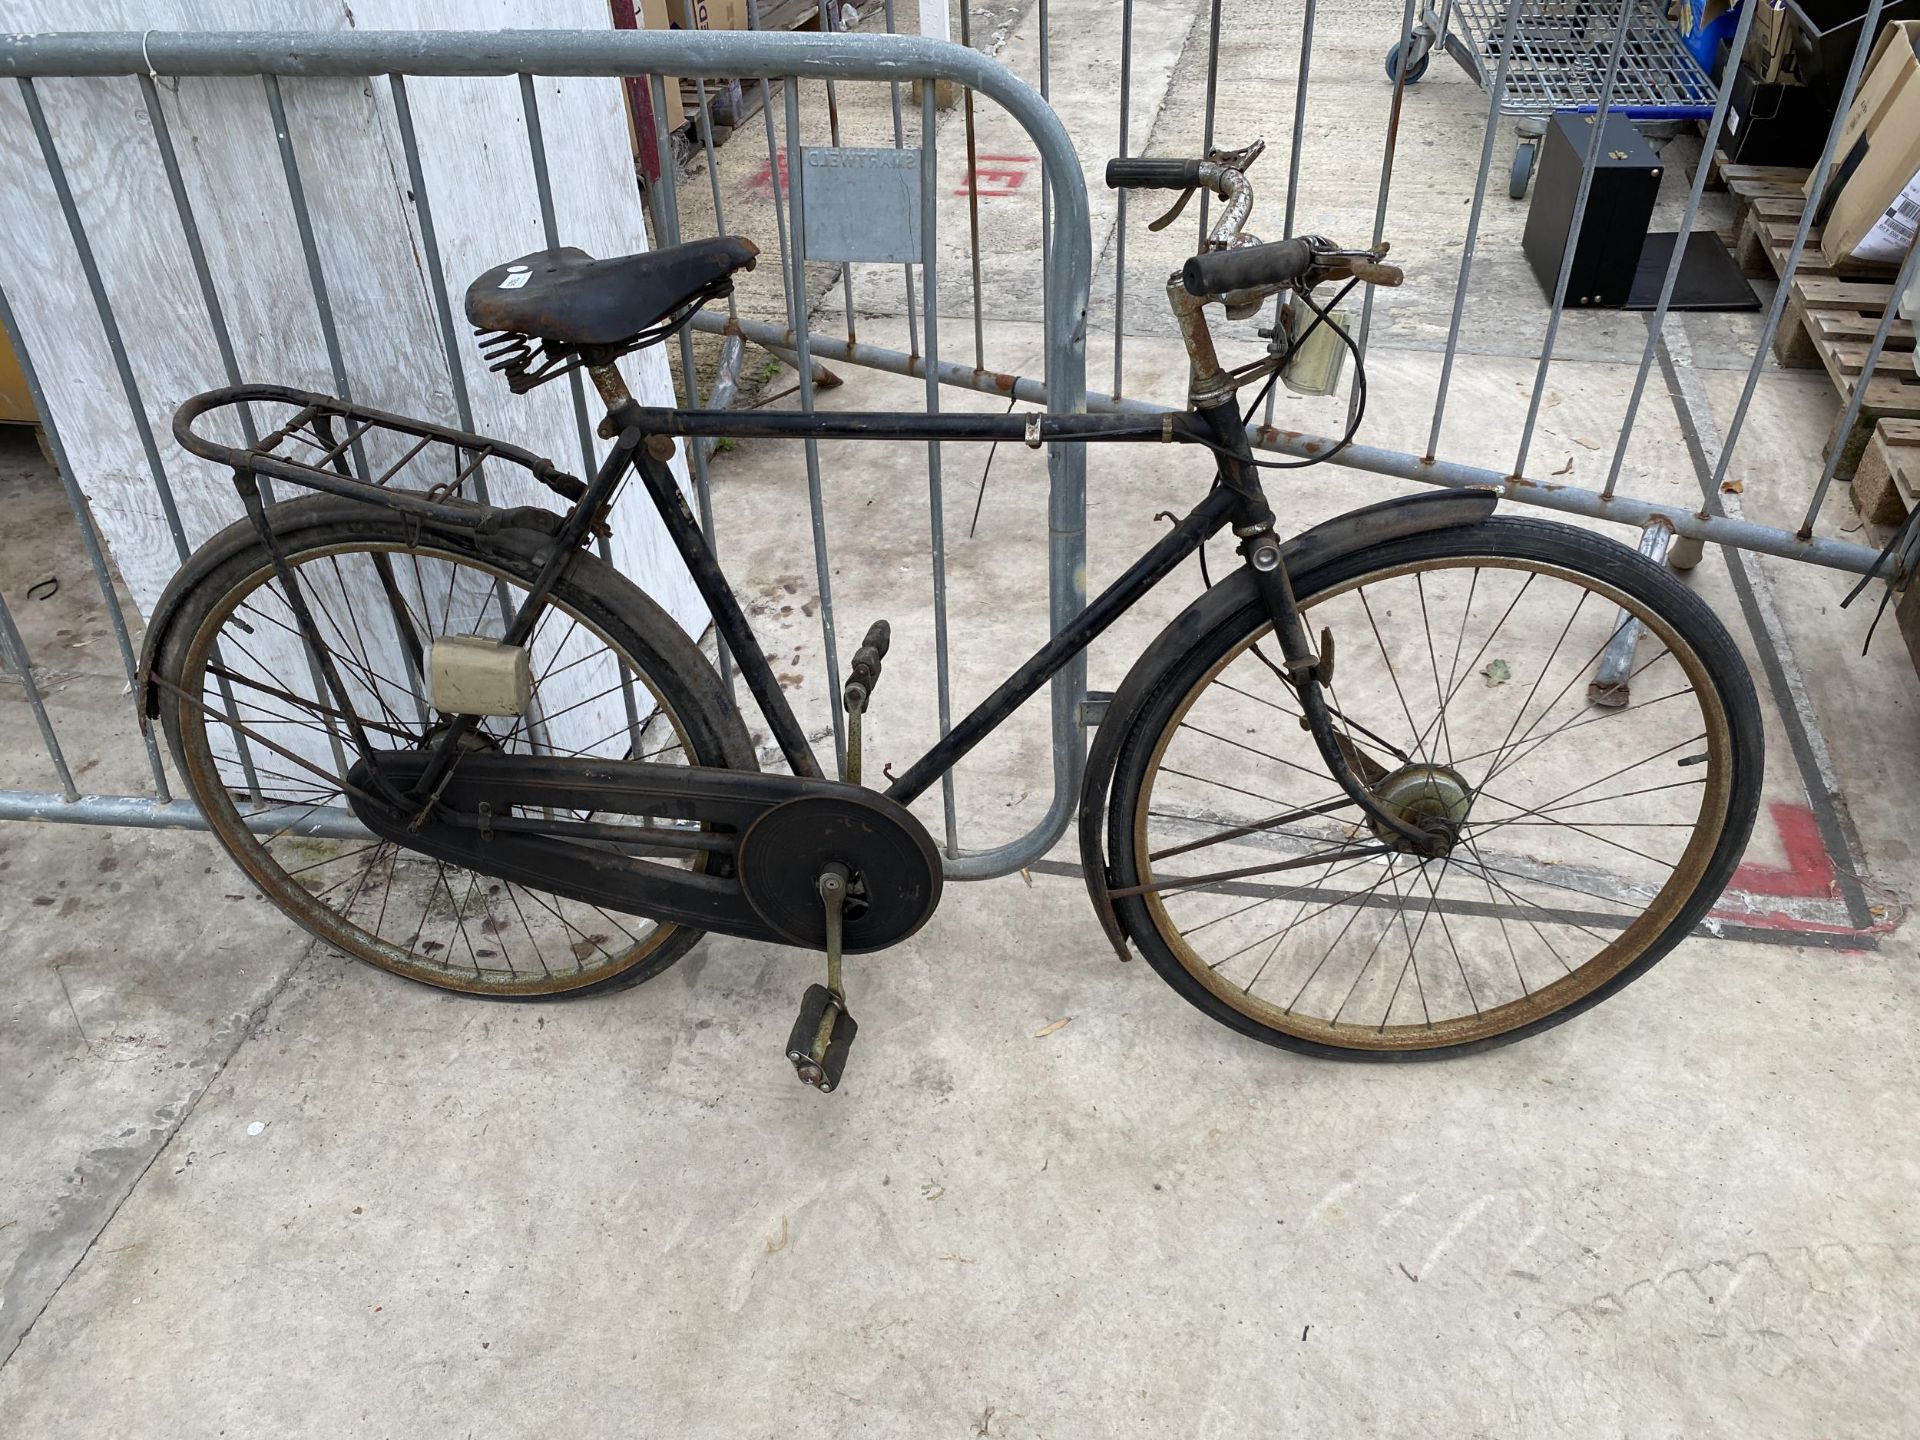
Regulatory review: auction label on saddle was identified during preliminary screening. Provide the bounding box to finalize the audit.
[798,147,924,264]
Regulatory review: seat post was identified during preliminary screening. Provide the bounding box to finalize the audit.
[586,360,634,439]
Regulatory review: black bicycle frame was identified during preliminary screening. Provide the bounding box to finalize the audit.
[377,386,1428,855]
[627,394,1436,853]
[606,400,1246,805]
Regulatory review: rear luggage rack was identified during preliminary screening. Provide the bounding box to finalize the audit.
[173,383,588,529]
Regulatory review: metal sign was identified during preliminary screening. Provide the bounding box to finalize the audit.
[799,147,923,263]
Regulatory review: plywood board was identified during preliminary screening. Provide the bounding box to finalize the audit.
[0,1,709,771]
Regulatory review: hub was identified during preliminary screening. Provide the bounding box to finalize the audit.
[1367,762,1474,855]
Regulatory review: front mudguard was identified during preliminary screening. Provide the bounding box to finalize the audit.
[1076,487,1500,959]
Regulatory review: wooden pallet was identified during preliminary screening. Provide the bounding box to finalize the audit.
[1852,418,1920,526]
[1719,158,1920,481]
[671,3,821,147]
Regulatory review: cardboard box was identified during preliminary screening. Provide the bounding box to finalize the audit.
[635,0,749,130]
[0,333,34,427]
[1744,0,1796,85]
[635,0,682,129]
[1810,20,1920,264]
[641,0,747,36]
[1781,1,1920,105]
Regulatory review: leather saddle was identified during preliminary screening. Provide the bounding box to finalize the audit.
[465,237,759,349]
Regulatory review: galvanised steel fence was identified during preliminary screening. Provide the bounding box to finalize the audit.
[0,2,1902,881]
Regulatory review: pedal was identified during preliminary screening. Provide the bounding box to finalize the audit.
[786,982,857,1092]
[842,620,889,787]
[788,861,855,1093]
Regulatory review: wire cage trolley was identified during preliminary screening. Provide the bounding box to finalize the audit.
[1388,0,1718,197]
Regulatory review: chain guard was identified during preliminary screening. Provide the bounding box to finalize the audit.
[736,792,943,952]
[345,751,941,952]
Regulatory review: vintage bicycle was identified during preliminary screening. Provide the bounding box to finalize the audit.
[150,144,1762,1088]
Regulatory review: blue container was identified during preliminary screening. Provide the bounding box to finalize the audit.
[1678,0,1742,72]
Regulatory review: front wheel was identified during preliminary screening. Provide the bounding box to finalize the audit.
[1106,517,1763,1059]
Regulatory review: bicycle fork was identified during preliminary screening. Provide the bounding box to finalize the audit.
[1193,400,1448,859]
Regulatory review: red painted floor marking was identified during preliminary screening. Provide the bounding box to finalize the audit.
[1704,798,1893,939]
[1728,801,1837,901]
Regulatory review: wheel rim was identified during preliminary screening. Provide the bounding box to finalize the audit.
[171,541,711,996]
[1129,554,1736,1051]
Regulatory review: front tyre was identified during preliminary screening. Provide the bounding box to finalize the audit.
[1106,517,1763,1059]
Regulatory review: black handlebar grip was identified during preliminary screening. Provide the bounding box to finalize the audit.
[1181,238,1316,297]
[1105,157,1206,190]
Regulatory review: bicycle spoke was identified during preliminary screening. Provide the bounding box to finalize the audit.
[1242,852,1350,997]
[1475,587,1594,790]
[166,537,716,997]
[1176,719,1349,786]
[1414,571,1453,767]
[1357,586,1431,766]
[1203,851,1400,970]
[1214,676,1410,767]
[1119,843,1392,899]
[1329,861,1404,1026]
[1147,792,1355,861]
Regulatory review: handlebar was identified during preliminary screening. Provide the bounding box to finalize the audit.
[1181,238,1315,298]
[1106,155,1253,250]
[1109,144,1404,299]
[1182,241,1405,298]
[1104,157,1206,190]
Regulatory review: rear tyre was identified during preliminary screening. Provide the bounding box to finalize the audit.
[153,499,754,998]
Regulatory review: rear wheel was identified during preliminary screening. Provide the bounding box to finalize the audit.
[154,502,753,998]
[1107,518,1763,1059]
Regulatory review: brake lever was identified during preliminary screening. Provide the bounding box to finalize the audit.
[1350,258,1404,287]
[1146,187,1197,233]
[1298,238,1404,291]
[1148,138,1267,235]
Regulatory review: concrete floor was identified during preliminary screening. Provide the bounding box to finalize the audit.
[4,1,1920,1435]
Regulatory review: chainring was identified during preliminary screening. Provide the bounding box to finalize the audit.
[735,791,943,952]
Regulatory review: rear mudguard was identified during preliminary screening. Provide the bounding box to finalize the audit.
[136,492,570,726]
[1077,487,1500,960]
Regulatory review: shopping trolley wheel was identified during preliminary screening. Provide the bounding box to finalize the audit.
[1384,38,1430,85]
[1509,141,1537,200]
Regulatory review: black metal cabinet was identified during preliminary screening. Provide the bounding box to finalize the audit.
[1522,112,1663,309]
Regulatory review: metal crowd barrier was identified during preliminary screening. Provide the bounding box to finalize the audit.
[679,0,1899,577]
[0,3,1907,878]
[0,23,1089,879]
